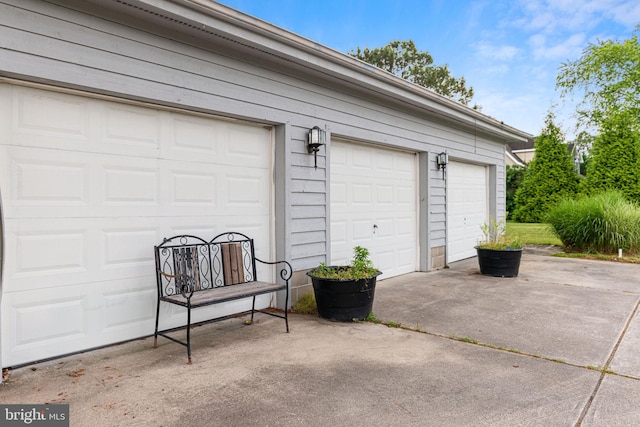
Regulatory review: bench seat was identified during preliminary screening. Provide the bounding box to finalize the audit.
[161,281,287,307]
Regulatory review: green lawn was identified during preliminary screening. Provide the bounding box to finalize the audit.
[506,221,562,246]
[507,221,640,264]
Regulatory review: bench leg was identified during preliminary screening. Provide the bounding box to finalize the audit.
[249,295,256,325]
[285,285,290,333]
[154,297,161,348]
[186,303,192,365]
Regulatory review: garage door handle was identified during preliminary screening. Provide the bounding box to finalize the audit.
[373,224,378,234]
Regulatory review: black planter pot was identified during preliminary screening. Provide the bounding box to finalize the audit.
[307,269,381,322]
[476,247,523,277]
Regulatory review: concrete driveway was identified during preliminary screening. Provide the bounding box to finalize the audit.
[1,249,639,426]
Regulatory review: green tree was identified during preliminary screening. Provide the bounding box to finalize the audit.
[506,164,527,219]
[349,40,474,105]
[512,113,580,223]
[557,30,640,130]
[582,111,640,202]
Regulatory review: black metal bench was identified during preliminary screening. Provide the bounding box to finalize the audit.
[153,232,291,364]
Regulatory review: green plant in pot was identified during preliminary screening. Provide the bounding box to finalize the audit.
[307,246,382,322]
[475,216,523,277]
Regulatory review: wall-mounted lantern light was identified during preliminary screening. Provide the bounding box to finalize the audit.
[307,126,326,169]
[436,152,448,179]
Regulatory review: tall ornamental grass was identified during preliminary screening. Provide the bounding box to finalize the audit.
[546,191,640,254]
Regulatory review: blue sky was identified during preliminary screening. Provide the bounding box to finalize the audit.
[217,0,640,139]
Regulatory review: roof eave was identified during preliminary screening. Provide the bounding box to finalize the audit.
[137,0,531,142]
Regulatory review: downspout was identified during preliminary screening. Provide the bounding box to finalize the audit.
[443,154,448,267]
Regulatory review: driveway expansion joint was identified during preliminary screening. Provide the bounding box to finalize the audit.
[574,296,640,426]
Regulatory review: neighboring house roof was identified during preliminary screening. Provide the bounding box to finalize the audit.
[509,137,535,152]
[507,137,582,168]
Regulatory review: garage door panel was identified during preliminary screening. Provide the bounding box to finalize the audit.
[226,125,271,165]
[12,87,91,142]
[397,247,415,266]
[3,217,164,293]
[104,287,157,330]
[352,147,373,169]
[165,160,219,210]
[3,146,167,219]
[6,223,89,289]
[103,104,161,149]
[447,161,488,262]
[166,116,270,168]
[165,163,271,216]
[377,250,395,271]
[9,294,87,348]
[102,227,158,270]
[376,219,394,238]
[170,114,220,158]
[376,185,394,205]
[102,164,159,206]
[375,153,394,171]
[330,143,347,166]
[397,217,415,237]
[353,219,374,241]
[169,169,217,207]
[5,86,162,158]
[3,146,90,215]
[226,172,267,207]
[352,183,372,204]
[331,140,417,279]
[1,84,273,366]
[396,154,415,171]
[2,277,158,364]
[330,182,346,205]
[330,220,347,243]
[397,185,414,204]
[14,158,87,204]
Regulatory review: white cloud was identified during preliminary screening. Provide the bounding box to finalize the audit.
[529,33,587,61]
[610,1,640,27]
[474,89,546,135]
[474,42,521,61]
[485,64,511,74]
[514,0,639,33]
[477,87,580,138]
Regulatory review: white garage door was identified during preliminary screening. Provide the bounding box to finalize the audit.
[330,140,417,279]
[447,161,488,262]
[0,84,273,366]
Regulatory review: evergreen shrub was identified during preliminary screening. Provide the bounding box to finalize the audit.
[512,113,579,223]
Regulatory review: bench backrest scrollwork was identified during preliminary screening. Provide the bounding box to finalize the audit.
[154,232,259,299]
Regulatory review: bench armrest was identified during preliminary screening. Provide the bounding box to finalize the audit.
[255,258,293,282]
